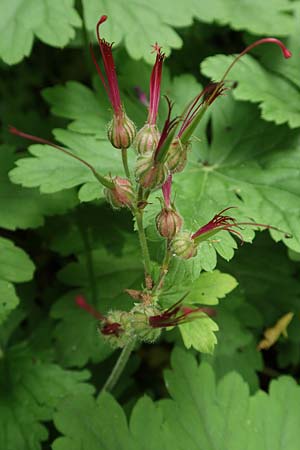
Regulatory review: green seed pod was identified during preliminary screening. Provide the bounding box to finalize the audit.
[99,310,132,348]
[172,231,198,259]
[104,176,135,209]
[107,112,136,149]
[129,304,162,342]
[134,124,160,154]
[156,207,183,239]
[166,137,190,173]
[135,152,169,190]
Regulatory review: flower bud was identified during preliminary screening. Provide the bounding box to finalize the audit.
[134,124,160,154]
[135,152,169,190]
[156,207,183,239]
[107,112,136,149]
[172,231,198,259]
[129,304,162,342]
[104,176,135,209]
[166,137,190,173]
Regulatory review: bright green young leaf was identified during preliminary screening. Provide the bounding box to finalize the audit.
[0,0,81,65]
[0,343,93,450]
[184,270,238,305]
[201,54,300,128]
[179,316,219,353]
[0,146,77,230]
[0,237,35,324]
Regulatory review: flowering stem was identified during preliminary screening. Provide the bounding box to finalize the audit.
[153,240,172,294]
[101,339,136,393]
[135,210,152,278]
[121,148,131,180]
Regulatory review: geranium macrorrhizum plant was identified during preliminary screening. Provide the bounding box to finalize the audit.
[9,15,292,392]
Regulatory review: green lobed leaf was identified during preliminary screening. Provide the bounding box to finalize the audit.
[9,129,135,198]
[82,0,295,63]
[0,146,78,230]
[172,94,300,276]
[0,343,93,450]
[0,0,81,65]
[0,237,35,324]
[201,54,300,128]
[179,316,219,353]
[184,270,238,305]
[52,347,300,449]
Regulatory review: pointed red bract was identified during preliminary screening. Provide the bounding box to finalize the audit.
[149,299,214,328]
[162,174,172,208]
[191,207,292,242]
[147,44,165,125]
[90,15,122,116]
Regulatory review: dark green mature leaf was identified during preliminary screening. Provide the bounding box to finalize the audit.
[219,234,300,367]
[203,292,263,391]
[0,0,81,65]
[0,146,77,230]
[82,0,295,63]
[0,343,93,450]
[201,54,300,128]
[0,237,35,324]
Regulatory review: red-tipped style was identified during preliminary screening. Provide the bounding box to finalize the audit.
[90,15,136,149]
[134,45,165,154]
[148,43,165,126]
[191,207,292,243]
[149,298,215,328]
[75,295,122,337]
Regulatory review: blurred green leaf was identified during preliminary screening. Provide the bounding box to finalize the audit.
[0,0,81,65]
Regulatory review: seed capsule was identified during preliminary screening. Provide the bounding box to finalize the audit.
[104,176,135,209]
[156,208,183,239]
[172,231,198,259]
[135,152,169,190]
[107,112,136,149]
[134,124,160,154]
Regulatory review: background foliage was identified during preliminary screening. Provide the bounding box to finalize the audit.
[1,0,300,448]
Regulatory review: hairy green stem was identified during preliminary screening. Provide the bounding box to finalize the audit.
[101,339,136,393]
[153,240,172,294]
[135,210,152,277]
